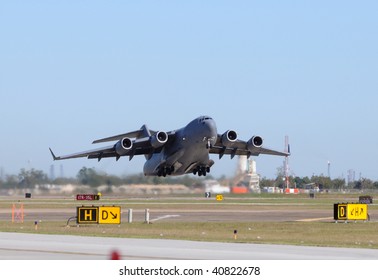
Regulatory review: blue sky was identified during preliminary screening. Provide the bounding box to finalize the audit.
[1,1,377,180]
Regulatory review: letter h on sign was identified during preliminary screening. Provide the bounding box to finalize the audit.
[77,207,99,224]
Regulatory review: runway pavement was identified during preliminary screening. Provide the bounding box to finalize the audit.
[0,206,339,222]
[1,232,378,260]
[1,197,378,260]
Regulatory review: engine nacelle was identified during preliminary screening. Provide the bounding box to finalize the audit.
[115,137,133,155]
[247,136,263,152]
[221,130,238,147]
[150,131,168,148]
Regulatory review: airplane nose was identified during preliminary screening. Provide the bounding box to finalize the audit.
[202,119,217,140]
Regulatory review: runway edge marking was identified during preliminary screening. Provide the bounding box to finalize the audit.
[295,217,334,222]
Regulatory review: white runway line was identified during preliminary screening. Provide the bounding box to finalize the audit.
[150,215,181,222]
[295,216,334,222]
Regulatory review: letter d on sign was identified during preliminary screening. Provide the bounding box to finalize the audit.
[102,211,108,220]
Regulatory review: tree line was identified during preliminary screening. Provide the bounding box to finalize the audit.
[1,167,378,190]
[260,175,378,191]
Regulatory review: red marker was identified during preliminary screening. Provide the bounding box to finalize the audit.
[110,250,121,260]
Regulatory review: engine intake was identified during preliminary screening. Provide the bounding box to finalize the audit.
[115,137,133,155]
[150,131,168,148]
[221,130,238,147]
[247,136,263,152]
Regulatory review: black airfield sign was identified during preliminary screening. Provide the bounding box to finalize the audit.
[77,207,99,224]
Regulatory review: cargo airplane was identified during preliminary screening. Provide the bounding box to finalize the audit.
[49,116,289,177]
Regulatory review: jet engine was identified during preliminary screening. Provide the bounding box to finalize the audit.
[247,136,263,152]
[221,130,238,147]
[115,137,133,155]
[150,131,168,148]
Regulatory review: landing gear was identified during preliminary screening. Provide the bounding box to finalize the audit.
[157,166,174,177]
[193,166,211,177]
[206,139,212,149]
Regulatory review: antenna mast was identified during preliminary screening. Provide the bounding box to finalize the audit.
[328,161,331,178]
[284,136,290,189]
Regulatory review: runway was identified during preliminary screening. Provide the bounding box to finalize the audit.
[0,205,340,222]
[1,232,378,260]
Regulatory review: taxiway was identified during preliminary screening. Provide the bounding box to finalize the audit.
[1,232,378,260]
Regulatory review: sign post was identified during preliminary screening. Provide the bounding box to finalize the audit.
[128,209,133,224]
[145,209,150,224]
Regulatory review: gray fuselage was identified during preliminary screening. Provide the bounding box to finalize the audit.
[143,116,217,176]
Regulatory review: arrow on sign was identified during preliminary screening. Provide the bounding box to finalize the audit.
[102,211,118,219]
[99,206,121,224]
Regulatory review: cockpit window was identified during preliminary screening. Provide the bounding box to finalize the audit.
[198,116,213,123]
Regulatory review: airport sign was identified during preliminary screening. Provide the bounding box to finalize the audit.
[77,206,99,224]
[99,206,121,224]
[76,194,100,201]
[77,206,121,224]
[347,204,368,220]
[334,203,368,221]
[336,204,347,220]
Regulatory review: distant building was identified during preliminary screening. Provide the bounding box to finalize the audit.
[347,169,355,185]
[233,156,260,193]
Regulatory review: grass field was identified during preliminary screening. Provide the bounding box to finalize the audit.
[1,192,377,249]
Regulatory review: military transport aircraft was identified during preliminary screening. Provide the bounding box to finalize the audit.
[49,116,289,177]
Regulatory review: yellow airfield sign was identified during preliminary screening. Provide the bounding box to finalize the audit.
[347,204,367,220]
[334,203,368,221]
[99,206,121,224]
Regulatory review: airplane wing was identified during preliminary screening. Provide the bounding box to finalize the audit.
[209,134,289,159]
[49,146,117,160]
[50,128,176,162]
[92,125,156,144]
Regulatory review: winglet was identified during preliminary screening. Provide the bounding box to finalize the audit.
[49,148,58,160]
